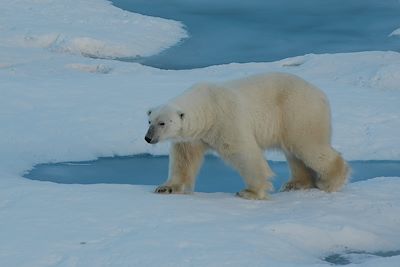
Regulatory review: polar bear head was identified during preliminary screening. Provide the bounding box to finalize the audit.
[145,105,185,144]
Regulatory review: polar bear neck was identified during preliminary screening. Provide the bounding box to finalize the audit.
[171,84,217,140]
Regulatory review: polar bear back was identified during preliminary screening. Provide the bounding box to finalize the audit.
[171,72,331,149]
[223,72,331,148]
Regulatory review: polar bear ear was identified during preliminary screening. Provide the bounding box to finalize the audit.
[147,109,152,116]
[178,111,185,120]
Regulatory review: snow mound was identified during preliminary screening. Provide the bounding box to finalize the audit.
[280,55,311,67]
[0,0,187,59]
[389,28,400,37]
[371,64,400,90]
[66,63,113,74]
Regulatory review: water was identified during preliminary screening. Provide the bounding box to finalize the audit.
[112,0,400,69]
[323,250,400,265]
[24,155,400,193]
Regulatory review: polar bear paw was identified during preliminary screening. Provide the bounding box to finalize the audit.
[280,180,315,191]
[236,189,268,200]
[154,184,184,194]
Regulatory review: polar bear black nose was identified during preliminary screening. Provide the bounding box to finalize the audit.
[145,125,156,144]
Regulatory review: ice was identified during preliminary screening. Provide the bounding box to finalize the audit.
[0,0,399,266]
[389,28,400,37]
[0,174,399,266]
[66,63,113,74]
[112,0,400,69]
[0,0,187,59]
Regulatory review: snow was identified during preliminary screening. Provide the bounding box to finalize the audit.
[0,0,187,59]
[389,28,400,37]
[1,175,400,266]
[0,0,399,266]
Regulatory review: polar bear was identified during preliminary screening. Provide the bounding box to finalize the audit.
[145,72,348,200]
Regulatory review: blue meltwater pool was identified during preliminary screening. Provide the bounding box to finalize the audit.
[24,155,400,193]
[111,0,400,69]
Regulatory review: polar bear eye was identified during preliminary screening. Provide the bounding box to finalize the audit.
[158,122,165,126]
[148,121,151,125]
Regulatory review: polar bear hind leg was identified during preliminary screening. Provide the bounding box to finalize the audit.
[281,153,318,191]
[293,144,349,192]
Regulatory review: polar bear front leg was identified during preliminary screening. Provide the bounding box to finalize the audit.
[155,141,207,194]
[222,149,274,200]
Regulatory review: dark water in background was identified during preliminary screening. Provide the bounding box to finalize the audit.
[24,155,400,193]
[112,0,400,69]
[323,250,400,265]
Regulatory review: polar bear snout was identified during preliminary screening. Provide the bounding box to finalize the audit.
[144,136,154,144]
[145,125,158,144]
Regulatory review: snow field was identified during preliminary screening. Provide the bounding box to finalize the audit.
[0,0,399,266]
[0,0,187,59]
[0,174,399,266]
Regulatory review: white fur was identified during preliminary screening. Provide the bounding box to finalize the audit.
[147,72,349,200]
